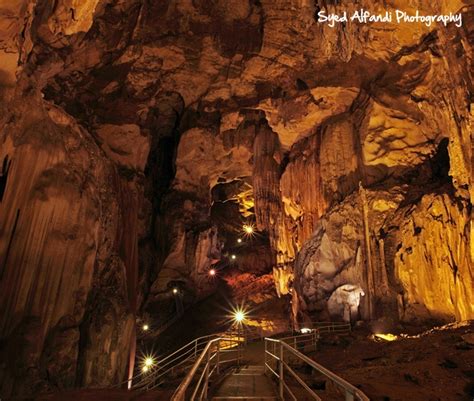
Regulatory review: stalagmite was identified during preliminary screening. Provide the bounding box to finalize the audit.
[359,182,375,320]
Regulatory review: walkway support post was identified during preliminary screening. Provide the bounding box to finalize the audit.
[279,344,284,399]
[203,349,210,400]
[264,340,267,375]
[216,340,220,375]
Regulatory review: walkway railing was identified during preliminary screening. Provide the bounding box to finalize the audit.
[132,333,225,390]
[309,321,352,334]
[279,331,320,353]
[125,319,288,391]
[265,335,369,401]
[171,336,243,401]
[125,320,353,396]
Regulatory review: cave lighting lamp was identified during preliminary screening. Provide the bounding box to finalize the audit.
[172,288,179,294]
[142,366,149,373]
[237,238,242,243]
[231,254,237,260]
[234,310,246,323]
[374,333,398,342]
[243,224,255,235]
[142,324,149,331]
[144,357,154,367]
[300,327,312,334]
[209,268,216,276]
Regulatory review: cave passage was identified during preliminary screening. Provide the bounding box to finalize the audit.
[0,1,473,401]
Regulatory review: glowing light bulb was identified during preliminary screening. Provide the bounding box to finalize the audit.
[142,366,149,373]
[234,310,245,323]
[142,324,149,331]
[231,254,236,260]
[209,269,216,276]
[237,238,242,243]
[144,357,154,367]
[173,288,178,295]
[243,224,254,235]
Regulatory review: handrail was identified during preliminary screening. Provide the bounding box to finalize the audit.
[279,331,320,352]
[132,333,224,390]
[311,321,351,334]
[171,336,243,401]
[122,319,297,391]
[265,335,369,401]
[299,321,351,334]
[127,323,269,391]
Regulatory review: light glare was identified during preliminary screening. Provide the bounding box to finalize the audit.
[374,333,398,342]
[144,357,154,367]
[243,224,254,235]
[142,324,149,331]
[234,310,245,323]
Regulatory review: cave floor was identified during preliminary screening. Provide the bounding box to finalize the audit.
[34,388,175,401]
[306,321,474,401]
[30,321,473,401]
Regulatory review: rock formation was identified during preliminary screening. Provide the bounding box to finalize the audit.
[0,0,472,397]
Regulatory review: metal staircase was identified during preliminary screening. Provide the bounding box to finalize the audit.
[211,365,278,401]
[171,335,244,401]
[265,335,369,401]
[169,322,369,401]
[133,333,241,391]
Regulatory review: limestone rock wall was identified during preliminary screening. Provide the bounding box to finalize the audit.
[0,96,141,395]
[393,193,473,321]
[294,184,473,322]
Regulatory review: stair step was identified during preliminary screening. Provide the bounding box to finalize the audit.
[234,366,265,372]
[211,397,278,400]
[212,369,277,400]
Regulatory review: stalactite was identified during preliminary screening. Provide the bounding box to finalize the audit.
[378,237,390,296]
[359,182,375,320]
[252,118,282,241]
[280,132,326,256]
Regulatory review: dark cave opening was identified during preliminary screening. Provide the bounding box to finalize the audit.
[0,155,11,202]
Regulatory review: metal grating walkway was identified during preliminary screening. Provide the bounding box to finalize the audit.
[211,365,277,401]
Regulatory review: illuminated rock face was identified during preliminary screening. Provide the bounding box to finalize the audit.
[0,0,473,396]
[394,193,473,321]
[294,184,474,322]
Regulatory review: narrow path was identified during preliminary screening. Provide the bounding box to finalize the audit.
[242,341,266,366]
[211,365,277,401]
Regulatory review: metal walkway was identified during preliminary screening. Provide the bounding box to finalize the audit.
[169,322,369,401]
[211,365,278,401]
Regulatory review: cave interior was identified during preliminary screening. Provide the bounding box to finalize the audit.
[0,1,473,400]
